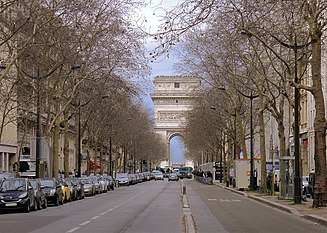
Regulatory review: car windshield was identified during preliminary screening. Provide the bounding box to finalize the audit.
[117,173,128,179]
[0,179,26,191]
[79,178,92,184]
[39,179,55,187]
[29,180,38,189]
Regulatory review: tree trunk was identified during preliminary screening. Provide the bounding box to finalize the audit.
[310,30,327,208]
[52,122,60,179]
[259,93,267,193]
[278,119,287,199]
[75,111,79,173]
[237,109,248,159]
[64,111,69,177]
[100,143,103,174]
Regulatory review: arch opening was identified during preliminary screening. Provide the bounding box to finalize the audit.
[169,133,185,165]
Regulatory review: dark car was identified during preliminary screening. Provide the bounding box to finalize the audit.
[71,178,85,199]
[29,179,47,210]
[168,172,179,181]
[64,178,78,201]
[0,178,36,212]
[39,178,63,206]
[103,175,115,191]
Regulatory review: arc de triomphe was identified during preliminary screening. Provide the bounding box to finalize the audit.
[150,75,200,165]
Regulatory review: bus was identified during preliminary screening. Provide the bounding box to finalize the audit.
[178,167,193,179]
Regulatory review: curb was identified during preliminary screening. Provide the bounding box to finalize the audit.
[216,183,327,227]
[181,183,197,233]
[303,214,327,227]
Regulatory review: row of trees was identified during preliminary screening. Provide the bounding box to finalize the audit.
[0,1,165,178]
[151,0,326,207]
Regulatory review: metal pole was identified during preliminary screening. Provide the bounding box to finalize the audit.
[250,91,255,190]
[220,147,223,183]
[293,41,301,204]
[234,113,237,160]
[77,103,81,177]
[123,146,126,173]
[109,136,112,176]
[36,70,41,178]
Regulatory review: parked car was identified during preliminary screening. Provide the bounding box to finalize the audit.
[71,178,85,199]
[58,179,71,203]
[29,179,47,210]
[154,172,164,181]
[103,175,114,190]
[79,177,95,196]
[39,178,63,206]
[116,173,130,186]
[168,172,179,181]
[96,176,108,193]
[89,176,101,194]
[64,178,78,201]
[129,174,137,185]
[0,178,36,212]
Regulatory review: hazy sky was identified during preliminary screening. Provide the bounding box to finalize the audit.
[138,1,186,163]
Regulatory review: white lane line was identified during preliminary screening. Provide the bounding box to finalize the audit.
[107,208,114,211]
[66,227,80,233]
[100,211,107,216]
[208,199,217,201]
[80,221,91,226]
[91,215,100,220]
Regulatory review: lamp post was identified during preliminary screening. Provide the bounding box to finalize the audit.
[293,40,301,204]
[237,89,258,190]
[249,91,256,190]
[240,29,305,203]
[36,69,41,178]
[77,102,81,177]
[109,135,112,176]
[71,64,81,177]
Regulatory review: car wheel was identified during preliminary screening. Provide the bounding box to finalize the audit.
[42,198,48,209]
[54,196,60,206]
[25,200,31,213]
[37,199,42,210]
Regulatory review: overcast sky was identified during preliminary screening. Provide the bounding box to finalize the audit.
[138,1,186,164]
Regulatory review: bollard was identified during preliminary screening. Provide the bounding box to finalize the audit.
[182,185,186,195]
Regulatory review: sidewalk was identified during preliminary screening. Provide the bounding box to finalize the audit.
[215,182,327,227]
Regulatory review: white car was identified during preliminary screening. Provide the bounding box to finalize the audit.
[154,172,164,181]
[116,173,130,186]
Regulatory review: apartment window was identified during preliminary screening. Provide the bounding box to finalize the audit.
[174,82,180,88]
[175,99,179,103]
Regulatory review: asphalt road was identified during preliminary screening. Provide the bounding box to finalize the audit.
[0,180,183,233]
[3,179,326,233]
[184,180,327,233]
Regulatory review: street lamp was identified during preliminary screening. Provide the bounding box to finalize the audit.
[36,69,41,178]
[237,89,258,190]
[240,28,304,203]
[71,64,81,177]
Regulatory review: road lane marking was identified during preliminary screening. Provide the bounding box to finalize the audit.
[66,227,80,233]
[219,199,241,202]
[69,189,148,233]
[208,199,217,201]
[80,221,91,226]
